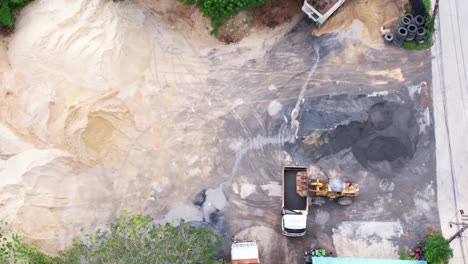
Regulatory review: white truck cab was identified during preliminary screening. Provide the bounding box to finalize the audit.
[282,212,307,236]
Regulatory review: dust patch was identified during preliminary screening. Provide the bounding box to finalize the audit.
[332,221,403,258]
[408,82,432,134]
[162,205,204,223]
[240,183,258,199]
[403,181,437,222]
[315,210,330,227]
[267,100,282,116]
[368,69,404,81]
[378,179,396,192]
[260,182,282,197]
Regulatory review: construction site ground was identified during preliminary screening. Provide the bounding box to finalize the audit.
[222,19,436,262]
[0,0,445,263]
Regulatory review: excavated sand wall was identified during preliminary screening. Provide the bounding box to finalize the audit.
[0,0,221,253]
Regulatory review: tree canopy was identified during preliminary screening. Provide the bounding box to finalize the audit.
[0,211,223,264]
[0,0,33,29]
[178,0,270,34]
[59,210,223,264]
[424,234,454,264]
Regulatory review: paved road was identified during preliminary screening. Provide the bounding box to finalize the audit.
[432,0,468,263]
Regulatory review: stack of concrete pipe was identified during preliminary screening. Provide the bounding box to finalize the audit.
[385,14,426,47]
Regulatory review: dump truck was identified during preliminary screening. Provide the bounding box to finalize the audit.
[302,0,348,26]
[231,240,260,264]
[282,166,308,237]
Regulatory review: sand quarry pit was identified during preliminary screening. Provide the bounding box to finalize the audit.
[0,0,436,261]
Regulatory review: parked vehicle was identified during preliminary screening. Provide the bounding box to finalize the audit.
[282,166,309,237]
[231,239,260,264]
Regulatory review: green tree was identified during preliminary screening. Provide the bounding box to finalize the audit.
[0,211,223,263]
[178,0,270,35]
[59,210,223,264]
[0,221,57,264]
[0,0,34,29]
[424,234,454,264]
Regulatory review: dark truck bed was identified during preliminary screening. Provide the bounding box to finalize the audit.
[284,167,307,211]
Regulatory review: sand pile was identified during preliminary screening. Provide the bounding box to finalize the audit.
[0,0,223,253]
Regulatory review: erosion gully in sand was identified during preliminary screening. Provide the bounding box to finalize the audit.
[0,0,437,263]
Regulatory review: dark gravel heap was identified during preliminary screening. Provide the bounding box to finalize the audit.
[297,97,419,168]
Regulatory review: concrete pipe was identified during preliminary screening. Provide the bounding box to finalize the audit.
[384,32,394,45]
[406,24,417,41]
[400,17,411,28]
[413,15,425,27]
[393,27,408,47]
[415,27,426,44]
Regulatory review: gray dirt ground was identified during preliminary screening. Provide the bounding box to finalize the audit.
[199,20,437,263]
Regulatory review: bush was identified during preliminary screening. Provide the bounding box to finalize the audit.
[58,210,223,264]
[178,0,271,34]
[0,211,223,264]
[402,0,435,50]
[0,0,33,29]
[0,221,57,264]
[399,251,417,260]
[424,234,454,264]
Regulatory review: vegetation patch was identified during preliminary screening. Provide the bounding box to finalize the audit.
[403,0,435,50]
[0,211,223,264]
[399,251,417,260]
[178,0,271,35]
[0,220,58,264]
[0,0,34,30]
[424,234,454,264]
[399,233,454,264]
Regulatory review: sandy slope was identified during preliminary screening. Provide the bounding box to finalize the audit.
[0,0,218,253]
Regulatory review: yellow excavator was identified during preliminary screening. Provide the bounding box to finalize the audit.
[296,170,359,206]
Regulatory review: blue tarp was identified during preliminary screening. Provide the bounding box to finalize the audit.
[312,257,427,264]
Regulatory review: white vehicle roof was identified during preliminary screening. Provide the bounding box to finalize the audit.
[231,241,259,260]
[283,214,307,229]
